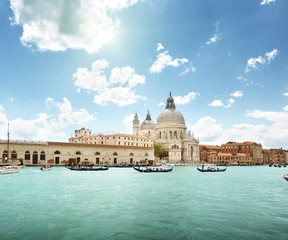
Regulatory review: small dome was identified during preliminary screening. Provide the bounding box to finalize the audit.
[140,120,156,130]
[140,110,156,130]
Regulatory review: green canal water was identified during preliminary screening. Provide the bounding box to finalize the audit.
[0,166,288,240]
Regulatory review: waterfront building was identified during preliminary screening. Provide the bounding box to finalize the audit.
[133,92,200,164]
[0,138,154,166]
[199,145,221,162]
[262,148,288,165]
[200,141,265,165]
[221,141,263,165]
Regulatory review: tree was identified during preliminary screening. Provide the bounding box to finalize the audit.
[154,142,168,159]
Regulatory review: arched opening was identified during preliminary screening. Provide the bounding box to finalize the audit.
[95,152,100,164]
[40,151,45,161]
[11,150,17,159]
[33,151,38,165]
[113,152,118,164]
[171,144,179,149]
[54,150,60,164]
[25,151,30,161]
[174,131,177,139]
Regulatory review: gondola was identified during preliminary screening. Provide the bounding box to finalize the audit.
[133,165,173,173]
[197,167,226,172]
[197,164,227,172]
[67,165,109,171]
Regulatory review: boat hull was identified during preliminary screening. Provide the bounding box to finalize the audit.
[197,167,226,172]
[133,166,173,173]
[68,166,109,171]
[0,166,20,175]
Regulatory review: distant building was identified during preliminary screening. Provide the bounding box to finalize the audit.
[262,148,288,165]
[200,141,265,165]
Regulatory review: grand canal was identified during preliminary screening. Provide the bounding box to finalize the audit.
[1,166,288,240]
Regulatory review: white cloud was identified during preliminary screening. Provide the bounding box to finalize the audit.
[283,105,288,111]
[45,97,55,107]
[224,98,235,109]
[206,21,221,45]
[209,100,223,107]
[245,49,278,73]
[156,43,164,52]
[173,92,199,105]
[74,59,109,92]
[74,60,146,106]
[260,0,276,5]
[230,91,243,98]
[150,43,189,74]
[283,93,288,96]
[93,87,146,106]
[57,97,95,125]
[10,0,138,53]
[180,64,197,75]
[109,66,145,87]
[0,98,95,141]
[188,116,223,142]
[265,49,278,62]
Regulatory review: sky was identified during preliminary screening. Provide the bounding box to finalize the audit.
[0,0,288,149]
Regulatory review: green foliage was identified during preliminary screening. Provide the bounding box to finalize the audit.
[154,142,168,159]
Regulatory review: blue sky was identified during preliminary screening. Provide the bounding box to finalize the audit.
[1,0,288,149]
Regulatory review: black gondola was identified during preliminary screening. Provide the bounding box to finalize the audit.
[197,165,227,172]
[133,166,173,173]
[66,165,109,171]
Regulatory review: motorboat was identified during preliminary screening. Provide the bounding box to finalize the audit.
[197,164,226,172]
[283,174,288,182]
[0,165,20,175]
[40,165,52,171]
[133,164,173,173]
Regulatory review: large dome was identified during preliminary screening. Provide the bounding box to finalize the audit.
[157,93,185,124]
[157,109,185,124]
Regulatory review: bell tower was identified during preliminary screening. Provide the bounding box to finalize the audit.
[133,113,140,135]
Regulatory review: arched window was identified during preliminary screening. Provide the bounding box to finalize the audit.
[76,151,81,155]
[171,145,179,149]
[40,151,45,161]
[169,131,172,139]
[113,152,118,156]
[129,153,134,156]
[25,151,30,160]
[174,131,177,139]
[54,151,60,154]
[159,131,162,139]
[11,150,17,159]
[95,152,100,155]
[145,153,148,157]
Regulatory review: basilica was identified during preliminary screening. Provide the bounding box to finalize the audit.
[133,92,200,164]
